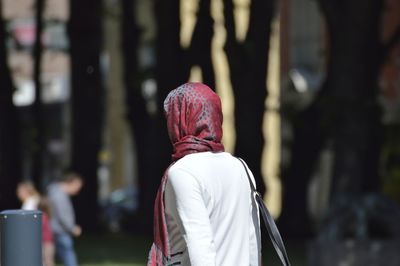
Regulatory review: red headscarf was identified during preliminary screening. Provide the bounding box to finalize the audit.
[148,82,225,265]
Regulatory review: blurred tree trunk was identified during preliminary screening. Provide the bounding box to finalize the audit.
[153,0,187,196]
[223,0,275,197]
[319,0,384,197]
[32,0,45,187]
[69,0,104,231]
[280,0,399,237]
[155,0,188,98]
[279,101,326,237]
[0,1,21,210]
[121,0,156,233]
[187,0,215,88]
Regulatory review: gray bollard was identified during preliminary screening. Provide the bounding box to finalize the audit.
[0,210,42,266]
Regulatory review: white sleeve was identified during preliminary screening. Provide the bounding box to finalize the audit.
[165,167,217,266]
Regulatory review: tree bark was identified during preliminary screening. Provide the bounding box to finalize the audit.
[223,0,275,197]
[68,0,104,231]
[0,1,22,210]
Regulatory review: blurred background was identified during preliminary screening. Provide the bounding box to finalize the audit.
[1,0,400,265]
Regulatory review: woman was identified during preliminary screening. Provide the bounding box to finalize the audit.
[148,82,261,266]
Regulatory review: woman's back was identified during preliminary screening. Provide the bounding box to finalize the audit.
[165,152,261,266]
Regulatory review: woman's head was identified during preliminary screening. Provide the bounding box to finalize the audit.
[16,181,39,202]
[164,82,224,160]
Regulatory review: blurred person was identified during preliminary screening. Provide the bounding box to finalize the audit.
[47,172,83,266]
[39,197,55,266]
[148,83,261,266]
[16,180,40,210]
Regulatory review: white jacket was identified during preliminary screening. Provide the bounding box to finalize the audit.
[164,152,261,266]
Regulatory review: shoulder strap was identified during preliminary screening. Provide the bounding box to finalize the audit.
[237,157,292,266]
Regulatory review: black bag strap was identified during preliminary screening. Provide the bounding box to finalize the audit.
[237,157,292,266]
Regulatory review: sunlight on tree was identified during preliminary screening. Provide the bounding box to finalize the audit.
[181,0,282,217]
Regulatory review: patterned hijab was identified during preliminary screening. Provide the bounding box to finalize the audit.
[148,82,225,265]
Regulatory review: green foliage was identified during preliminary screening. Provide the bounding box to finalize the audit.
[55,234,306,266]
[58,234,151,266]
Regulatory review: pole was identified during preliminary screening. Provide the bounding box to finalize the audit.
[0,210,42,266]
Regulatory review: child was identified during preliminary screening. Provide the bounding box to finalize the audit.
[16,181,40,210]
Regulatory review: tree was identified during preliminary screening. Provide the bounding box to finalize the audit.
[280,0,400,237]
[154,0,188,99]
[223,0,276,197]
[121,0,159,233]
[0,1,22,210]
[68,0,104,231]
[31,0,45,187]
[187,0,215,89]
